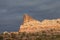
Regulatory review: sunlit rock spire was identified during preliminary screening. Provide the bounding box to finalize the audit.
[23,14,33,23]
[19,14,41,33]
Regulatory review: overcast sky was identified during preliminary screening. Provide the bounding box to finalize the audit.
[0,0,60,32]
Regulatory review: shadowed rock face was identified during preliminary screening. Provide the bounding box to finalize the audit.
[19,14,60,33]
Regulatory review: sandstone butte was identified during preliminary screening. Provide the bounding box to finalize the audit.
[19,14,60,33]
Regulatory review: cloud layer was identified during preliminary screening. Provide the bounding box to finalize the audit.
[0,0,60,32]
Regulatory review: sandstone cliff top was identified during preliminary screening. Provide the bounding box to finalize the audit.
[19,14,60,33]
[23,14,60,25]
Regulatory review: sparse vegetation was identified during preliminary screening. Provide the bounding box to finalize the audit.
[0,35,3,40]
[0,31,60,40]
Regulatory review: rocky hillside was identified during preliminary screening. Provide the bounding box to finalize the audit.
[19,14,60,33]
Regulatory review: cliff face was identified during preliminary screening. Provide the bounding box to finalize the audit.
[19,14,60,33]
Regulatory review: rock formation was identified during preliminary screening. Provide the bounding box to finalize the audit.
[19,14,60,33]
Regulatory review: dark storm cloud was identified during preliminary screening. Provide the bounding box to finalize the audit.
[0,0,60,32]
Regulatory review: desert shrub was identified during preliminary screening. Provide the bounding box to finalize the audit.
[0,35,3,40]
[55,35,60,38]
[11,33,16,38]
[6,38,12,40]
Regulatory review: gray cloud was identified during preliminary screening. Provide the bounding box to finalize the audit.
[0,0,60,32]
